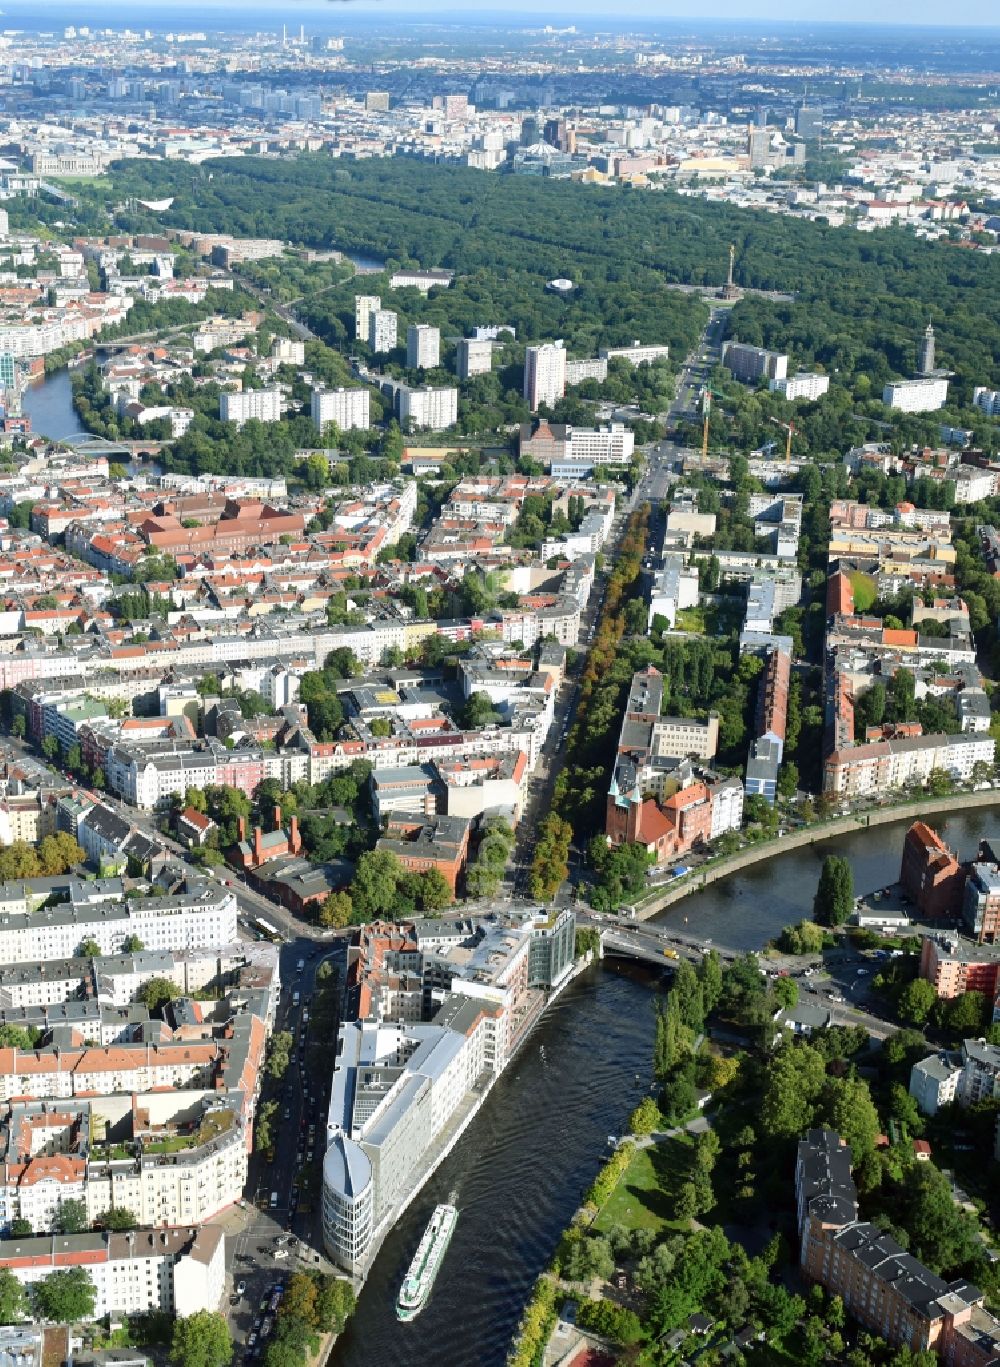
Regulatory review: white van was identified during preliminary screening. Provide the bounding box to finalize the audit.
[292,991,300,1007]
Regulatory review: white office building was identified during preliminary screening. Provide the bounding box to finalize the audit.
[219,388,282,427]
[406,324,440,370]
[524,342,567,411]
[311,386,371,433]
[369,310,398,354]
[882,377,949,413]
[322,910,575,1276]
[549,424,635,477]
[399,385,458,430]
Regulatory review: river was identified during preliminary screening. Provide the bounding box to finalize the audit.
[330,805,1000,1367]
[21,367,84,442]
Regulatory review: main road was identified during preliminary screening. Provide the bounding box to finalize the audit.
[508,304,730,895]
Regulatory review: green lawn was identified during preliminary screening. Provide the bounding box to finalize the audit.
[56,174,109,187]
[674,607,706,634]
[593,1136,693,1236]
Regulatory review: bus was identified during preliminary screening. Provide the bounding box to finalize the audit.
[254,917,283,943]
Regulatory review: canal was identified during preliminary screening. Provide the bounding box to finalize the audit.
[21,367,84,441]
[330,805,1000,1367]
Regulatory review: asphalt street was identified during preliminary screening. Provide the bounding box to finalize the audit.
[223,935,347,1364]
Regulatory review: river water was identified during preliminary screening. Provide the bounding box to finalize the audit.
[21,367,84,442]
[330,805,1000,1367]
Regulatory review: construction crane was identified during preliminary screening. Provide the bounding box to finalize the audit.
[769,415,795,464]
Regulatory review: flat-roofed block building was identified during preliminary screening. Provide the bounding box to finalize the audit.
[456,338,493,380]
[523,343,566,411]
[406,324,440,370]
[722,341,788,384]
[883,377,949,412]
[354,295,380,341]
[311,386,371,433]
[322,908,575,1275]
[368,309,398,354]
[220,388,282,428]
[919,932,1000,1001]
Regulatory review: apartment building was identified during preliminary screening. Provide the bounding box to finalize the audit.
[598,342,670,366]
[919,932,1000,1002]
[398,385,458,431]
[523,342,567,411]
[648,554,699,630]
[910,1039,1000,1116]
[311,386,371,433]
[962,850,1000,944]
[406,324,440,370]
[368,309,398,354]
[0,1020,266,1104]
[354,295,380,341]
[272,337,305,365]
[1,1096,248,1234]
[0,1225,225,1321]
[909,1052,963,1116]
[435,752,528,824]
[796,1128,1000,1364]
[219,388,282,427]
[744,645,791,805]
[722,341,789,384]
[770,372,830,401]
[565,357,608,385]
[0,878,237,963]
[824,732,994,798]
[972,387,1000,419]
[456,338,493,380]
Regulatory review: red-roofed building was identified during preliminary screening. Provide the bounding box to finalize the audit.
[177,806,216,848]
[900,821,965,918]
[827,569,855,617]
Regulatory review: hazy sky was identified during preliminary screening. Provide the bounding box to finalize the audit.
[28,0,1000,23]
[206,0,1000,21]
